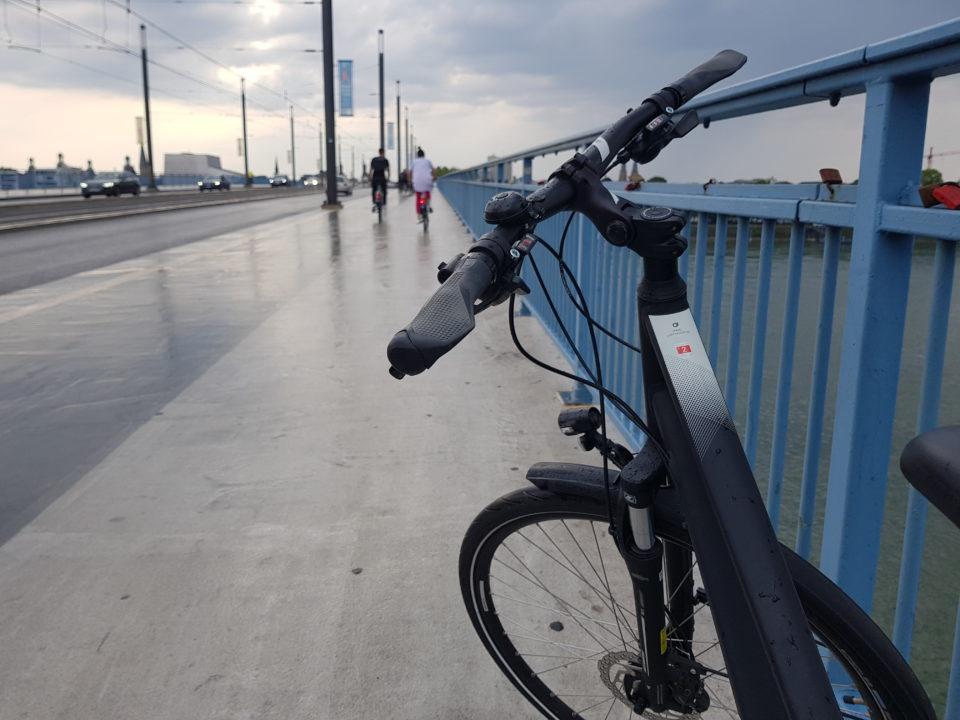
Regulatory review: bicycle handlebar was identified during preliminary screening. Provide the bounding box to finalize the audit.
[664,49,747,106]
[387,49,746,378]
[387,254,495,377]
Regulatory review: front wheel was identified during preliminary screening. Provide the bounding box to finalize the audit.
[459,487,934,719]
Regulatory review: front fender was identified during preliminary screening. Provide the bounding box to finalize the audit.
[525,461,685,527]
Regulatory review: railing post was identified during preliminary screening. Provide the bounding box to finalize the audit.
[522,156,533,185]
[818,77,930,611]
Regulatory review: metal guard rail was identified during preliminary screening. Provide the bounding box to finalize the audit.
[438,18,960,717]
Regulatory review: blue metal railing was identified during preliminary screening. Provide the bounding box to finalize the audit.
[439,19,960,717]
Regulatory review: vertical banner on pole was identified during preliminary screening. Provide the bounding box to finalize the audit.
[338,60,353,117]
[387,122,394,150]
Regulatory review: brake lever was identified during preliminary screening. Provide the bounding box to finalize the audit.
[616,110,700,166]
[476,233,536,310]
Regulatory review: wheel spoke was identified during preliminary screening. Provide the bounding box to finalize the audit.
[495,546,617,653]
[466,502,903,720]
[520,522,638,632]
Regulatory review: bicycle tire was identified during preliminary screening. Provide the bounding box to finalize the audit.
[422,205,429,231]
[459,486,934,720]
[378,202,382,224]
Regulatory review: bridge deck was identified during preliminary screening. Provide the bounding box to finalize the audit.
[0,193,585,719]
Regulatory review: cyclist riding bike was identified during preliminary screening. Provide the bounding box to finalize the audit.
[411,148,435,221]
[369,148,390,212]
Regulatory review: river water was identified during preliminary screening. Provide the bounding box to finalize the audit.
[686,231,959,712]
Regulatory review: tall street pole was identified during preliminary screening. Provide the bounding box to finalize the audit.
[405,105,409,170]
[396,80,401,174]
[321,0,339,207]
[241,77,250,186]
[378,29,385,152]
[289,105,297,182]
[140,24,157,190]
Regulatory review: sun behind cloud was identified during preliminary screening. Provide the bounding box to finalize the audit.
[216,65,280,86]
[249,0,282,23]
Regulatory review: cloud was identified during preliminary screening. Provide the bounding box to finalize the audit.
[1,0,959,177]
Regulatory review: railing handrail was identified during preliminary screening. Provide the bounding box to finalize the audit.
[449,18,960,176]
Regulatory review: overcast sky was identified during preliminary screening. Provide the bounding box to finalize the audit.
[1,0,958,182]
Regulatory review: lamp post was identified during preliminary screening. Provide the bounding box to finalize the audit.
[396,80,401,177]
[140,24,157,190]
[241,77,250,185]
[378,29,385,152]
[321,0,340,206]
[289,105,296,182]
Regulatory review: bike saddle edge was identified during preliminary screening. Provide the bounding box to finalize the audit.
[900,425,960,529]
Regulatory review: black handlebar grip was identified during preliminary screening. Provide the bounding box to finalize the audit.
[666,49,747,106]
[387,253,495,376]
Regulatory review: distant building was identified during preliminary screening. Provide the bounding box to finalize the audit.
[164,153,241,177]
[0,171,18,190]
[14,154,86,189]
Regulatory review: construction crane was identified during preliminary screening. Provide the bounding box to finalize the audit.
[926,147,960,168]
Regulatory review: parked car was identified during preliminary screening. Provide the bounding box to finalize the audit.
[301,175,320,187]
[198,175,231,191]
[336,174,352,195]
[80,172,140,198]
[270,174,291,187]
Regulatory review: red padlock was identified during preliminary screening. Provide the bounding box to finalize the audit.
[932,184,960,210]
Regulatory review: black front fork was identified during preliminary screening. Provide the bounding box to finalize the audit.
[619,454,670,712]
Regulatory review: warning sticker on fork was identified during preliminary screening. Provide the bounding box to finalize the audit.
[648,310,736,459]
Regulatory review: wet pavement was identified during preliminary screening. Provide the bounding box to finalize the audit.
[0,194,324,295]
[0,190,588,718]
[0,186,322,234]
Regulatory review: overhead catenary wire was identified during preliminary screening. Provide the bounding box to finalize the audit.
[7,0,323,122]
[5,0,363,171]
[5,0,334,139]
[102,0,320,118]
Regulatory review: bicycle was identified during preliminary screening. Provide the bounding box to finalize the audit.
[387,50,936,719]
[417,193,431,231]
[373,189,385,224]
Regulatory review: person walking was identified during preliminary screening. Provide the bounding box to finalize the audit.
[411,147,435,221]
[369,148,390,211]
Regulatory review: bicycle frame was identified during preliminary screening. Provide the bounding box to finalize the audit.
[627,255,840,718]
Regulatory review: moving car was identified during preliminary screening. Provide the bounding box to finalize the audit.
[198,175,231,191]
[301,175,320,187]
[336,174,352,195]
[80,172,140,198]
[270,174,290,187]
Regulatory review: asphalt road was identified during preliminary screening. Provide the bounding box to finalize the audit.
[0,191,352,295]
[0,192,363,543]
[0,185,325,231]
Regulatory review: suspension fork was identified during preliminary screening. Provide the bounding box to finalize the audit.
[618,449,671,710]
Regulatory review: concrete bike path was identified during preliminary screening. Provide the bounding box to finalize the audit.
[0,190,591,719]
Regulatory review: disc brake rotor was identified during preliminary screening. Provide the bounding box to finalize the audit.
[597,650,641,707]
[597,650,701,719]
